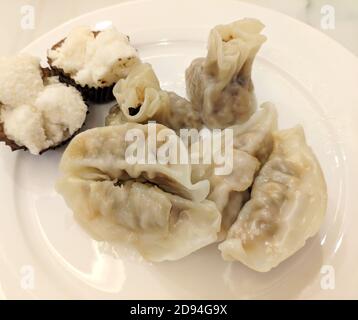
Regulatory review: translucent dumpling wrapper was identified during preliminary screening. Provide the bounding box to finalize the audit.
[230,101,278,163]
[219,126,327,272]
[57,179,221,261]
[206,150,259,239]
[189,103,277,237]
[56,123,221,261]
[185,18,266,129]
[190,137,260,239]
[58,123,209,202]
[108,63,202,130]
[190,102,277,183]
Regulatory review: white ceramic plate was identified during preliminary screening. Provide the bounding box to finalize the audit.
[1,0,358,299]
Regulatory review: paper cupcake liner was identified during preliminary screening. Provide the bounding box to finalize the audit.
[0,120,88,154]
[0,122,26,152]
[48,64,115,104]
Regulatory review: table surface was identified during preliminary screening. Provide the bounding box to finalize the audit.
[0,0,357,56]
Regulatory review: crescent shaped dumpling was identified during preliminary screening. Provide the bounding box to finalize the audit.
[190,102,277,238]
[56,123,221,261]
[190,146,260,240]
[185,18,266,128]
[58,123,209,202]
[206,150,259,239]
[219,126,327,272]
[57,179,221,261]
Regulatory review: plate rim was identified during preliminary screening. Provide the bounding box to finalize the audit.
[1,0,357,299]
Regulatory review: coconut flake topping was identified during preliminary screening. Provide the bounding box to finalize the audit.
[0,54,87,154]
[48,26,140,88]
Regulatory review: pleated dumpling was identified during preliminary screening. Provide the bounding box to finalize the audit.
[205,150,259,239]
[57,179,221,261]
[108,63,202,130]
[58,123,209,202]
[56,123,221,261]
[191,140,259,239]
[190,103,277,238]
[185,18,266,128]
[111,63,168,123]
[230,102,278,163]
[189,102,278,184]
[219,126,327,272]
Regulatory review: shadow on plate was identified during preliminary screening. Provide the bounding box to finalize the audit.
[150,236,323,299]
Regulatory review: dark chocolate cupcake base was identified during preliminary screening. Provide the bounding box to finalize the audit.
[48,64,115,104]
[0,122,26,152]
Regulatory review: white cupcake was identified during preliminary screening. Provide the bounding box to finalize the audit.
[47,26,140,103]
[0,54,88,155]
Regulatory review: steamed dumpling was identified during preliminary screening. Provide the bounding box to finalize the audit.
[190,103,277,237]
[230,101,278,163]
[219,126,327,272]
[57,179,221,261]
[191,140,260,238]
[206,150,259,238]
[111,63,167,123]
[107,63,202,130]
[56,123,221,261]
[59,123,209,202]
[185,19,266,128]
